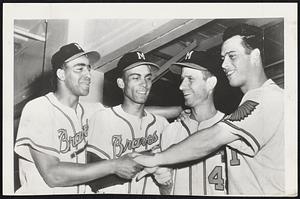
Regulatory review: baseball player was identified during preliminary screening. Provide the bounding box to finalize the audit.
[134,23,284,195]
[14,43,143,194]
[155,50,228,195]
[87,51,172,195]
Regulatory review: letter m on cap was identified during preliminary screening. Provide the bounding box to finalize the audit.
[185,51,194,60]
[74,43,82,50]
[137,52,146,60]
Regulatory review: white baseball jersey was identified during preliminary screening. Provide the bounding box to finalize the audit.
[161,111,228,196]
[87,105,169,194]
[219,79,284,195]
[14,92,104,195]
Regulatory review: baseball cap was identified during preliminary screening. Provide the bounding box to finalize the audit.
[51,43,100,71]
[116,51,159,77]
[170,50,217,76]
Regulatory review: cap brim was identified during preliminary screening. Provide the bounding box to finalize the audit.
[124,62,160,73]
[65,51,101,66]
[170,62,208,75]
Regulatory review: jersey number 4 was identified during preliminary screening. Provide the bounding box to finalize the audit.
[208,166,224,190]
[208,149,241,190]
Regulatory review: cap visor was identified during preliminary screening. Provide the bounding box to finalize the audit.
[65,51,100,66]
[170,62,208,74]
[124,62,160,72]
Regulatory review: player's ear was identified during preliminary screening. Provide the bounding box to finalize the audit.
[56,68,65,81]
[206,76,217,92]
[250,48,261,66]
[117,78,125,89]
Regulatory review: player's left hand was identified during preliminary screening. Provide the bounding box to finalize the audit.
[134,153,159,168]
[175,108,191,122]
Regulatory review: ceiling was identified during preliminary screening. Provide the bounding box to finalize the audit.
[102,18,284,114]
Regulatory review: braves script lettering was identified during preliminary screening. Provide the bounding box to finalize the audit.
[58,123,89,153]
[112,131,158,158]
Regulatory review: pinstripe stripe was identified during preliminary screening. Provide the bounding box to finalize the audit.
[203,159,207,195]
[142,114,156,194]
[142,177,148,194]
[222,120,261,151]
[224,147,229,194]
[16,137,60,154]
[189,166,192,195]
[172,169,177,195]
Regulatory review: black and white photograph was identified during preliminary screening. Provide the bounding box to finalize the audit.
[3,3,298,197]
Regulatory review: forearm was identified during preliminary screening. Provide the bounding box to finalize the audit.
[155,123,230,166]
[146,106,183,119]
[45,159,116,187]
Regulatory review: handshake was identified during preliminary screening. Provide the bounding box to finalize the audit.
[114,150,172,186]
[87,150,171,193]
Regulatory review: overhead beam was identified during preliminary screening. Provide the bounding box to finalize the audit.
[14,26,46,42]
[151,50,173,60]
[195,33,223,51]
[95,19,214,73]
[195,18,283,52]
[153,40,198,83]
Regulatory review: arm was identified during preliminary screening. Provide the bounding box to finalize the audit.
[135,123,239,167]
[145,106,183,119]
[30,148,143,188]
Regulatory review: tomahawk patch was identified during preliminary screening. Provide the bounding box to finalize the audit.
[227,100,259,122]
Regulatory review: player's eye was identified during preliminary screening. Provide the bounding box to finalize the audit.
[145,76,152,81]
[228,54,236,60]
[131,75,140,80]
[74,67,84,72]
[188,77,193,81]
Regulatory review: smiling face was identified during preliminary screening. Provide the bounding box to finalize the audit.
[179,67,211,108]
[221,35,253,89]
[61,55,92,96]
[118,64,152,105]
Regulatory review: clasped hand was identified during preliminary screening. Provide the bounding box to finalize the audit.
[131,152,173,186]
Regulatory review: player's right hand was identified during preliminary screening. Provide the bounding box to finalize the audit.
[113,153,144,180]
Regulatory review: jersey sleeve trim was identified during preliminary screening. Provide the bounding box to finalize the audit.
[180,120,191,136]
[87,144,111,159]
[15,137,60,154]
[220,120,260,155]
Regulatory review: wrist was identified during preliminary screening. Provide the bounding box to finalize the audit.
[110,159,117,174]
[154,153,163,166]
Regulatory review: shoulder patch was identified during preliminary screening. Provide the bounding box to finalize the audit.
[227,100,259,122]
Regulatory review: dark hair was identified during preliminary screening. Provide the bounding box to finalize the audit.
[223,23,264,59]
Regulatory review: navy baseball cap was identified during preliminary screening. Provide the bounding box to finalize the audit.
[51,43,100,71]
[116,51,159,77]
[170,50,217,76]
